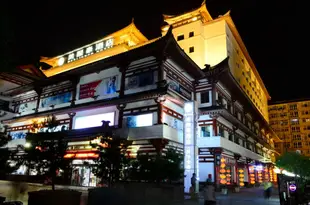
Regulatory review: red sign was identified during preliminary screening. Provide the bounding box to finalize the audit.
[79,80,101,99]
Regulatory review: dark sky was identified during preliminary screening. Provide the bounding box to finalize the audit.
[0,0,305,102]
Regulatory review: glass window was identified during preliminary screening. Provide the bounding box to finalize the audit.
[200,91,210,104]
[177,35,184,41]
[201,125,212,137]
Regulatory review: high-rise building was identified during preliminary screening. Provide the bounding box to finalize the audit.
[162,1,280,186]
[269,99,310,156]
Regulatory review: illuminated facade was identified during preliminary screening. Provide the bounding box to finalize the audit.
[0,3,280,189]
[269,99,310,156]
[162,1,280,187]
[0,22,202,189]
[162,1,269,122]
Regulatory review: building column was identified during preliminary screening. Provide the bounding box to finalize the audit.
[70,76,80,106]
[116,104,126,128]
[154,96,166,124]
[68,112,76,130]
[210,114,218,136]
[34,87,42,113]
[211,80,217,106]
[118,63,128,98]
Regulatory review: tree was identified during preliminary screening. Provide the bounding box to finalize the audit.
[129,148,184,183]
[0,133,22,176]
[24,116,70,190]
[91,121,131,186]
[276,152,310,178]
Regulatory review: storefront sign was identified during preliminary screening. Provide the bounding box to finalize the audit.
[57,38,114,66]
[183,101,198,193]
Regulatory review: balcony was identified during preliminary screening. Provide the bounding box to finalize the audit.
[197,136,266,161]
[117,124,181,143]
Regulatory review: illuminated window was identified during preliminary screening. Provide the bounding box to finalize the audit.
[177,35,184,41]
[74,112,115,129]
[127,113,153,128]
[189,31,194,38]
[189,46,194,53]
[201,125,211,137]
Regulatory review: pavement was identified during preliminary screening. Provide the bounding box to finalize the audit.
[184,187,280,205]
[0,180,280,205]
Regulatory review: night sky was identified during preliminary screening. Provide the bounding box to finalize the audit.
[0,0,304,102]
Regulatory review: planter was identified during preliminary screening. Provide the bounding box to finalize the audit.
[221,188,228,195]
[28,190,81,205]
[234,187,240,193]
[88,183,184,205]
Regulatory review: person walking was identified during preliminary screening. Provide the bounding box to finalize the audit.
[204,182,216,205]
[263,180,273,199]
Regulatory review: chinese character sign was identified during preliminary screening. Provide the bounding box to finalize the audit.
[183,101,198,193]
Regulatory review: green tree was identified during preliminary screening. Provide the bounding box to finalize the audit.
[276,152,310,178]
[0,133,22,176]
[276,152,310,190]
[91,121,131,185]
[129,148,184,183]
[24,116,70,190]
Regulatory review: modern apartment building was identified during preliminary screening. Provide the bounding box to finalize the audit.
[269,99,310,156]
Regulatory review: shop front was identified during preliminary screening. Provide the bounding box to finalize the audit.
[218,155,236,186]
[64,151,99,187]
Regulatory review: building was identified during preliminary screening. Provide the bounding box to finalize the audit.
[0,2,280,191]
[269,99,310,156]
[162,1,280,186]
[0,21,202,189]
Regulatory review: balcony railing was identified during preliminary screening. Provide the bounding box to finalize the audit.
[197,136,267,161]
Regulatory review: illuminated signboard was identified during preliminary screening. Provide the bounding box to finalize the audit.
[57,38,114,66]
[183,101,198,193]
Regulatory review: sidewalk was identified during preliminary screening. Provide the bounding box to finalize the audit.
[183,187,280,205]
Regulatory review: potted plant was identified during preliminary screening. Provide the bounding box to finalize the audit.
[220,184,228,195]
[233,183,240,193]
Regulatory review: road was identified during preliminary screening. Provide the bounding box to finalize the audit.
[185,187,280,205]
[0,180,279,205]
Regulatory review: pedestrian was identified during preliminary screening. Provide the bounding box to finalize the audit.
[203,182,216,205]
[191,173,197,193]
[263,180,272,199]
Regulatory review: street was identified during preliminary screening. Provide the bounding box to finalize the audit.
[0,181,279,205]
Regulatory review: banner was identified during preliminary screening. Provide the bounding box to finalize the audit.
[16,101,37,113]
[125,71,155,89]
[40,92,72,108]
[79,75,118,99]
[167,78,191,100]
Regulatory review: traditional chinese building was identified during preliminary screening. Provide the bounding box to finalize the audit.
[161,1,280,187]
[269,99,310,156]
[0,2,280,190]
[0,21,202,188]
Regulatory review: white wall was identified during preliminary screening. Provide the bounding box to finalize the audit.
[125,99,156,110]
[163,99,184,115]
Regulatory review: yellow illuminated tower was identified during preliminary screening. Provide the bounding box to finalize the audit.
[269,100,310,156]
[162,1,270,123]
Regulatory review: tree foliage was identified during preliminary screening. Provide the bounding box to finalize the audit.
[129,148,184,183]
[91,121,131,185]
[24,117,70,190]
[276,152,310,178]
[0,133,22,176]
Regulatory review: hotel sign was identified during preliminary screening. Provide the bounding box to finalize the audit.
[57,38,114,66]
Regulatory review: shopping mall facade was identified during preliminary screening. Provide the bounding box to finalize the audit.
[0,2,281,191]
